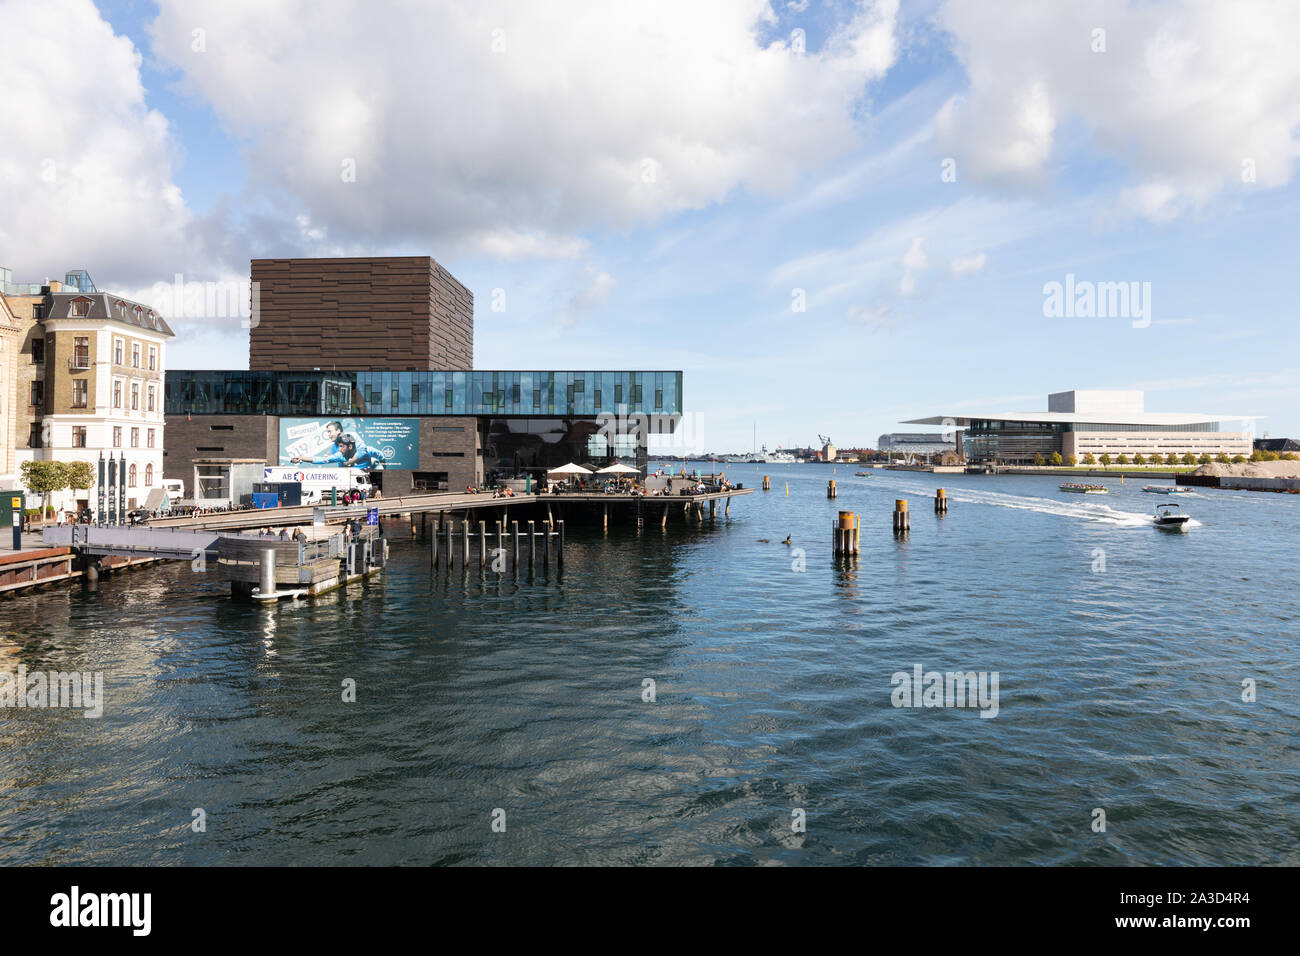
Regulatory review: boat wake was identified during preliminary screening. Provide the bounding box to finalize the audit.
[871,479,1165,528]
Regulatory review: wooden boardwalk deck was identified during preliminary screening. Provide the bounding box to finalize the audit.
[142,487,754,533]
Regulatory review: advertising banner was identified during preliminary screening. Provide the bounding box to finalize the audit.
[279,418,418,470]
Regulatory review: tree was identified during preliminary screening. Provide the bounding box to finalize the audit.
[21,461,69,517]
[1165,453,1179,466]
[1215,453,1231,464]
[1050,451,1063,466]
[1249,449,1264,462]
[65,461,95,501]
[1065,454,1078,466]
[1033,452,1046,466]
[1231,454,1246,463]
[1133,453,1146,465]
[1082,453,1096,465]
[1197,453,1212,465]
[1099,453,1112,468]
[1181,452,1197,466]
[1116,453,1129,465]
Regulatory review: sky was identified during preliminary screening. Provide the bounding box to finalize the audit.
[1,0,1297,453]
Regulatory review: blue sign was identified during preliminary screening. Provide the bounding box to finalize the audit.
[366,508,379,526]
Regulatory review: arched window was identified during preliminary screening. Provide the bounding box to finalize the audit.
[128,464,137,487]
[145,464,154,486]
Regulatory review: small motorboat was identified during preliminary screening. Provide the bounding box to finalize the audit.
[1153,503,1191,530]
[1143,485,1194,495]
[1060,482,1108,494]
[854,471,872,477]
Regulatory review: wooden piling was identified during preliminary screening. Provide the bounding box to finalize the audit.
[479,520,487,567]
[935,488,948,515]
[557,519,565,568]
[827,480,837,499]
[762,475,771,491]
[462,519,470,565]
[431,514,439,570]
[544,519,552,568]
[512,520,520,568]
[893,499,910,534]
[445,517,453,569]
[528,519,536,569]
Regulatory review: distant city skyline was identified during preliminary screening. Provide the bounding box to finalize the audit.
[2,0,1297,450]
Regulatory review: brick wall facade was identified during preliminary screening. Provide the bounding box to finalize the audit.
[249,257,473,371]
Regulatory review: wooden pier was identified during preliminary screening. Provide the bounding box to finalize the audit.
[216,526,385,600]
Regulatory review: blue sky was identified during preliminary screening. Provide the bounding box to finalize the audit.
[3,0,1297,451]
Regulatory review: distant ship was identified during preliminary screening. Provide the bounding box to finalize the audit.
[743,445,795,463]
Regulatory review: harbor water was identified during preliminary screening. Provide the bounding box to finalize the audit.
[1,465,1296,865]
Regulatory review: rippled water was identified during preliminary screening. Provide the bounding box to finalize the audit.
[2,464,1297,865]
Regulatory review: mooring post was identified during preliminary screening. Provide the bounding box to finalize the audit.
[496,520,504,567]
[827,480,837,499]
[557,519,565,568]
[762,475,771,491]
[661,504,669,529]
[444,517,453,569]
[935,488,948,515]
[603,504,608,533]
[479,520,487,568]
[544,519,552,568]
[431,514,439,570]
[893,499,910,535]
[260,548,276,597]
[462,519,470,565]
[528,519,535,569]
[512,520,520,569]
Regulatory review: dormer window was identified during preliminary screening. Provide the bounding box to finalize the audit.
[69,297,91,317]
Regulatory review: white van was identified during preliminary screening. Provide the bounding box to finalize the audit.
[263,466,372,504]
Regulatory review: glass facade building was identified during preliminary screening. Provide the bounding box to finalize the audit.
[165,370,683,419]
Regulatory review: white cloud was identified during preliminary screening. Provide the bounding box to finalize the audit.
[898,236,927,295]
[0,0,193,284]
[936,0,1300,218]
[570,270,616,312]
[949,251,987,275]
[148,0,899,257]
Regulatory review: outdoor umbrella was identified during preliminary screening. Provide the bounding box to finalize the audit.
[547,463,593,474]
[595,463,641,474]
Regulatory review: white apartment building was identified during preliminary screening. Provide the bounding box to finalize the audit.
[14,279,174,515]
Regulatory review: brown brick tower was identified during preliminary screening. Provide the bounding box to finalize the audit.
[249,256,473,371]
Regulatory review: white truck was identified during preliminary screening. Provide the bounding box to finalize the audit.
[263,466,373,505]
